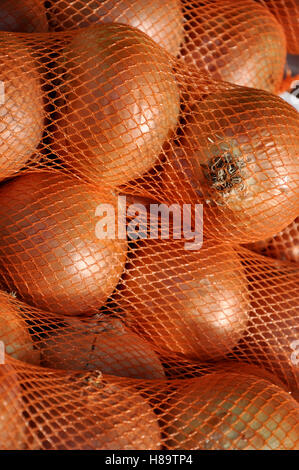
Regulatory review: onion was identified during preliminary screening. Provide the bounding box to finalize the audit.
[41,317,165,379]
[162,87,299,243]
[116,239,249,362]
[0,0,48,32]
[0,38,44,181]
[0,172,127,316]
[258,0,299,54]
[52,23,180,187]
[164,372,299,449]
[180,0,286,93]
[47,0,183,55]
[0,291,40,365]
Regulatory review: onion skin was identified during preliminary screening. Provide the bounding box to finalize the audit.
[245,217,299,264]
[162,87,299,243]
[180,0,286,93]
[0,365,28,449]
[0,0,48,32]
[258,0,299,54]
[31,378,162,450]
[47,0,183,55]
[164,372,299,449]
[0,292,40,365]
[53,23,180,187]
[41,318,165,379]
[116,239,249,362]
[0,173,127,316]
[0,39,44,181]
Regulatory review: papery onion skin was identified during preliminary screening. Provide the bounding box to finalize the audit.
[0,173,127,316]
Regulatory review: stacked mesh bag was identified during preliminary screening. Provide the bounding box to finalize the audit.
[0,0,298,450]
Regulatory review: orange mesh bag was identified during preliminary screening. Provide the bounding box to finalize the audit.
[0,0,298,452]
[0,0,48,33]
[258,0,299,55]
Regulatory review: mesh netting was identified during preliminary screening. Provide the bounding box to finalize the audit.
[0,0,298,450]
